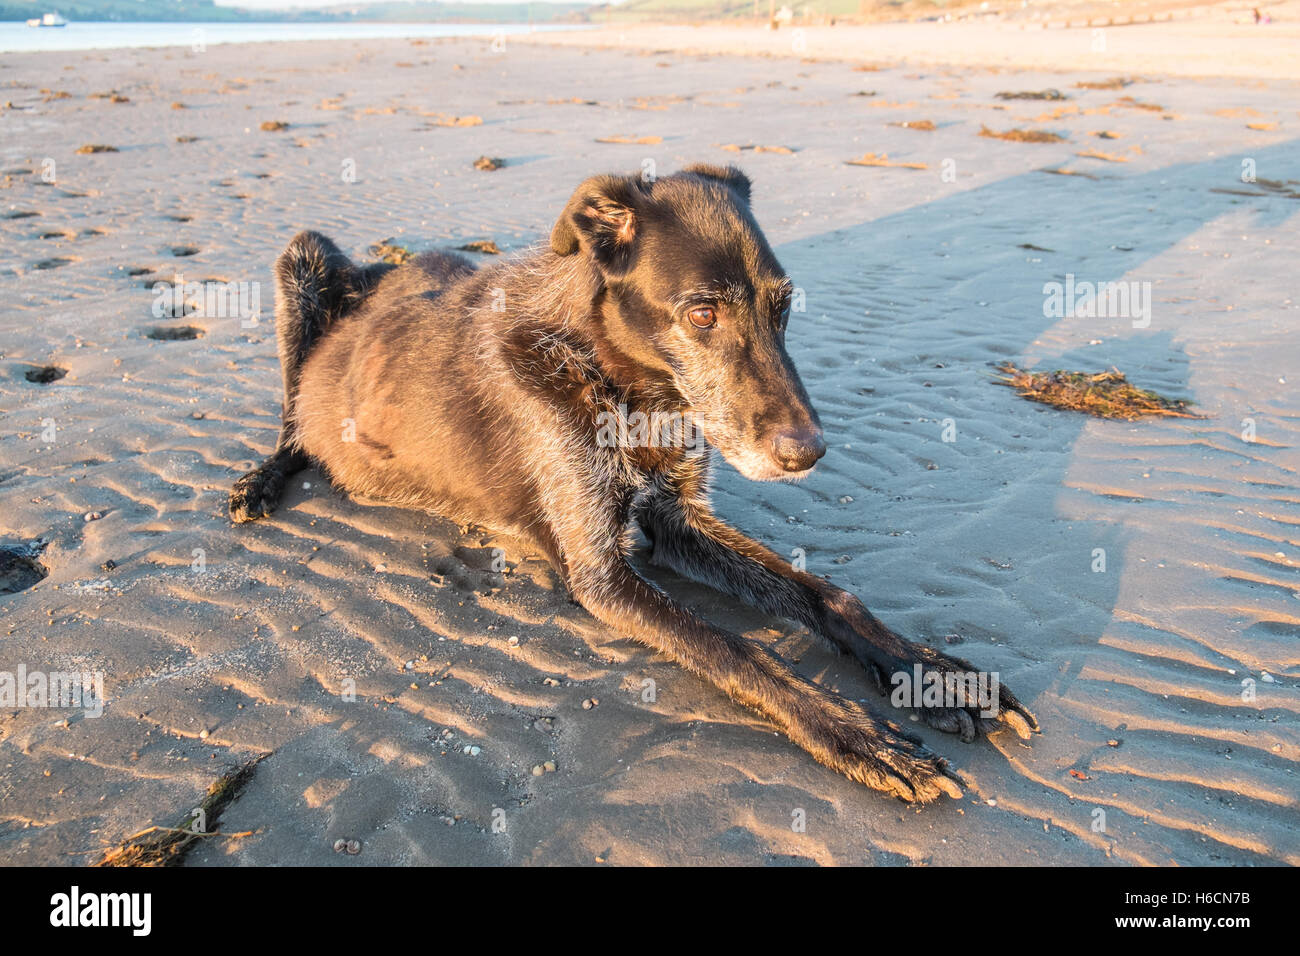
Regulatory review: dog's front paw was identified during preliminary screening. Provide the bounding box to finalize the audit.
[824,593,1040,743]
[868,643,1040,744]
[229,466,285,523]
[800,703,964,802]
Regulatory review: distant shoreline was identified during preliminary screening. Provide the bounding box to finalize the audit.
[0,20,587,53]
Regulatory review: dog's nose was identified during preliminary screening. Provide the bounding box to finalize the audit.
[771,428,826,472]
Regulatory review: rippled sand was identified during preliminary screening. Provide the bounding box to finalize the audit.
[0,32,1296,865]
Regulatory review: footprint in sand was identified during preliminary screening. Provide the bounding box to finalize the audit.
[169,245,199,257]
[0,545,47,595]
[145,326,204,341]
[23,365,67,384]
[36,227,102,242]
[158,297,196,318]
[33,257,76,270]
[4,210,40,220]
[430,553,495,594]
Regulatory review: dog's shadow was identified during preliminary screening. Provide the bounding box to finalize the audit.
[680,137,1299,856]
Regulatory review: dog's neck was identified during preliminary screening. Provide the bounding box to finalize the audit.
[518,251,684,414]
[586,288,683,412]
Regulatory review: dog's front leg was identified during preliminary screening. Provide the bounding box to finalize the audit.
[641,500,1039,743]
[566,552,962,802]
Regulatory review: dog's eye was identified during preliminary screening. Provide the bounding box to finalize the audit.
[687,306,717,329]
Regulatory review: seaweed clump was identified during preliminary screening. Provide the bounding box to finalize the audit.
[95,756,265,866]
[995,363,1201,420]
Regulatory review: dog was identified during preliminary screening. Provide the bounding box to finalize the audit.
[229,164,1038,801]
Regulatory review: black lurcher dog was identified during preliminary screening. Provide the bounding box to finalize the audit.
[230,163,1039,802]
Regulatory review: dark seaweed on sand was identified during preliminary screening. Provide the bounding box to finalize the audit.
[980,126,1065,144]
[370,239,413,264]
[996,89,1068,101]
[995,363,1201,420]
[95,756,265,866]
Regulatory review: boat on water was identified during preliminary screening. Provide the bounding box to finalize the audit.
[25,13,68,27]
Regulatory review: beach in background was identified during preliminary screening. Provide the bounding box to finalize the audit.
[0,13,1297,865]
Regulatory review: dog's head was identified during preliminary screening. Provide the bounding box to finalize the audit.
[551,164,825,481]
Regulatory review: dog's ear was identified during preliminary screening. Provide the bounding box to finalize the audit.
[550,174,644,270]
[681,163,751,203]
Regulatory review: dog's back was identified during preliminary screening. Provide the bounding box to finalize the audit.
[284,243,542,528]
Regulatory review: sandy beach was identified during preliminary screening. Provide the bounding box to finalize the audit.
[0,17,1297,866]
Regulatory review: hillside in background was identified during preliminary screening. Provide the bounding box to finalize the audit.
[0,0,589,22]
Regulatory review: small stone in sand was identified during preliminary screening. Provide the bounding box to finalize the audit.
[76,144,118,154]
[473,155,505,171]
[260,120,290,132]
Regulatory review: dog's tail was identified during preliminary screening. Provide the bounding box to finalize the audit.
[273,231,387,416]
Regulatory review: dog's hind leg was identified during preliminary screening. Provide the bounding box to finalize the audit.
[229,231,387,523]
